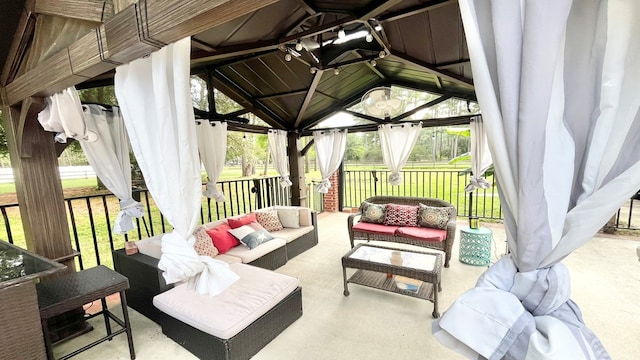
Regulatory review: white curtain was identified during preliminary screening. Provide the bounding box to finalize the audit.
[80,104,143,233]
[433,1,640,359]
[268,129,292,188]
[464,115,492,192]
[313,129,347,193]
[115,37,239,296]
[378,122,421,185]
[196,120,227,202]
[37,86,95,143]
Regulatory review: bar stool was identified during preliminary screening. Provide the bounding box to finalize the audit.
[36,265,135,360]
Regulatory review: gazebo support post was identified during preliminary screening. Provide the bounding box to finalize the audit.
[288,131,307,207]
[2,100,76,272]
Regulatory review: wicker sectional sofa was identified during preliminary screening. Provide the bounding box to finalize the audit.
[347,196,457,267]
[112,206,318,359]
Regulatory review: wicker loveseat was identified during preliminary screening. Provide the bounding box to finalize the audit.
[347,196,457,267]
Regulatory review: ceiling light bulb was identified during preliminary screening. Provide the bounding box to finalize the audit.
[365,33,373,42]
[334,68,340,75]
[284,53,292,62]
[310,67,317,74]
[379,50,387,58]
[370,59,377,67]
[295,41,303,51]
[338,28,346,39]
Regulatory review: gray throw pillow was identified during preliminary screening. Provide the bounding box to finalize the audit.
[360,201,386,224]
[418,204,454,229]
[278,208,300,228]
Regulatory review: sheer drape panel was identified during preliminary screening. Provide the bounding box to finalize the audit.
[378,122,421,185]
[313,129,347,193]
[196,121,227,202]
[464,116,492,192]
[433,1,640,359]
[80,104,143,233]
[115,37,238,296]
[267,129,292,188]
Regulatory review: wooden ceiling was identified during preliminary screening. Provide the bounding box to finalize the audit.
[0,0,476,133]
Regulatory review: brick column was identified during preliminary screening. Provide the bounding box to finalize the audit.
[322,171,340,212]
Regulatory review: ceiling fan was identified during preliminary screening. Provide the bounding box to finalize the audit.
[361,87,403,119]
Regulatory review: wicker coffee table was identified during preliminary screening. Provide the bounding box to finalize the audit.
[341,244,443,318]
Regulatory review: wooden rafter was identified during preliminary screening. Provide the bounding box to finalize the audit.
[295,70,323,128]
[389,51,474,88]
[1,6,36,86]
[344,109,385,124]
[2,0,280,107]
[255,89,308,101]
[302,114,473,136]
[436,59,471,69]
[32,0,113,23]
[357,0,403,21]
[378,0,457,23]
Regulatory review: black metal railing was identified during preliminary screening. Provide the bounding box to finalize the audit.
[0,176,322,271]
[342,169,503,220]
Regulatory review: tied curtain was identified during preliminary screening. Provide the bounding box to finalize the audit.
[115,37,239,296]
[80,104,143,233]
[267,129,292,188]
[37,86,95,143]
[433,1,640,359]
[464,115,492,192]
[313,129,347,193]
[378,122,421,185]
[196,120,227,202]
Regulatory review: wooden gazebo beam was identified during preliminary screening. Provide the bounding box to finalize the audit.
[2,0,279,107]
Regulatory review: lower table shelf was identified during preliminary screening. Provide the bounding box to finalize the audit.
[346,270,436,308]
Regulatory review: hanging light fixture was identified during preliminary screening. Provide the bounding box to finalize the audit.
[333,67,340,75]
[365,32,373,42]
[379,50,387,58]
[370,59,377,67]
[295,40,303,51]
[284,52,292,62]
[310,67,317,74]
[338,27,346,39]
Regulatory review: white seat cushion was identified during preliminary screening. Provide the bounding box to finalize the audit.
[153,263,299,339]
[225,238,286,263]
[271,226,314,243]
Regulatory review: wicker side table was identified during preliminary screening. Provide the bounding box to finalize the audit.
[36,265,135,360]
[459,227,492,266]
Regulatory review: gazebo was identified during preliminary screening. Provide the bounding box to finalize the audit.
[0,0,475,267]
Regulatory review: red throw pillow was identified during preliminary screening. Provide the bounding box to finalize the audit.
[205,223,239,254]
[384,203,419,227]
[227,213,257,229]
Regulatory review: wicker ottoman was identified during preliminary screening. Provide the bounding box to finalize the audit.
[153,263,302,360]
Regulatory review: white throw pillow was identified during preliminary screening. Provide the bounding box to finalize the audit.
[278,208,300,228]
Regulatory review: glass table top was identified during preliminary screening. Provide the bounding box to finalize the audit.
[349,245,437,272]
[0,240,65,289]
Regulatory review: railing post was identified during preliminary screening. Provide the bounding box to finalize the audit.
[252,179,263,209]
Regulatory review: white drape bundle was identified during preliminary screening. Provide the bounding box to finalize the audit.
[378,122,421,185]
[267,129,292,188]
[196,120,227,202]
[433,1,640,359]
[115,37,238,296]
[313,129,347,193]
[37,86,96,143]
[80,104,143,233]
[464,116,492,192]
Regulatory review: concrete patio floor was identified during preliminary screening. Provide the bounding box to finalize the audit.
[55,211,640,359]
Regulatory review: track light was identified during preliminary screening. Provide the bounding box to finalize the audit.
[310,67,317,74]
[284,52,292,62]
[333,67,340,75]
[338,27,346,39]
[295,40,303,51]
[365,33,373,42]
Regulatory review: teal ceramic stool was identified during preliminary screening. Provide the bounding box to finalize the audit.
[459,227,492,266]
